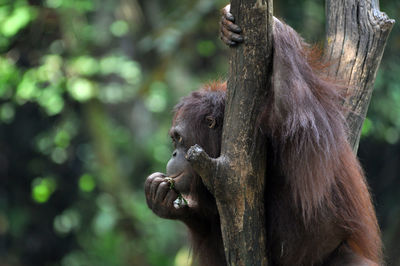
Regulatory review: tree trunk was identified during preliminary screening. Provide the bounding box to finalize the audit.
[187,0,273,265]
[188,0,393,265]
[324,0,394,151]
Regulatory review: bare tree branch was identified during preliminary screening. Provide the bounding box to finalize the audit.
[324,0,395,151]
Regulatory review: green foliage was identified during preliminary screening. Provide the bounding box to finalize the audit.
[0,0,37,49]
[110,20,130,37]
[31,177,57,203]
[79,173,96,192]
[45,0,94,12]
[145,81,168,113]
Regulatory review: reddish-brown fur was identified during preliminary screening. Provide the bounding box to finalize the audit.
[169,18,381,266]
[264,19,381,264]
[140,14,382,265]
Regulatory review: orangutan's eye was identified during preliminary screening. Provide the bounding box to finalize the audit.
[206,116,216,129]
[172,131,183,145]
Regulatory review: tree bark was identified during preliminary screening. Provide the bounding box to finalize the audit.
[188,0,393,265]
[324,0,394,151]
[187,0,273,265]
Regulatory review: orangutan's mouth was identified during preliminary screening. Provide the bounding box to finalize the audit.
[165,172,186,193]
[168,172,184,179]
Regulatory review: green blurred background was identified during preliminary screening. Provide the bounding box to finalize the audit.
[0,0,398,265]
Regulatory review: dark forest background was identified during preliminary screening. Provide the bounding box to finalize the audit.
[0,0,398,265]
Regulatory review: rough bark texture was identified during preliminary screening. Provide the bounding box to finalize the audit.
[187,0,273,265]
[220,0,273,264]
[324,0,394,151]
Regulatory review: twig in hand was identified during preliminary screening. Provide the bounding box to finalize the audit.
[164,177,188,209]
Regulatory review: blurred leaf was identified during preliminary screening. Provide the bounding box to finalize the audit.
[384,127,399,144]
[37,87,65,115]
[79,173,96,192]
[31,177,57,203]
[16,69,39,101]
[0,103,15,123]
[361,117,373,137]
[110,20,129,37]
[54,130,70,148]
[145,81,168,113]
[68,56,99,76]
[51,147,68,164]
[46,0,63,9]
[54,209,81,235]
[45,0,94,12]
[0,56,20,99]
[0,5,36,38]
[67,78,96,102]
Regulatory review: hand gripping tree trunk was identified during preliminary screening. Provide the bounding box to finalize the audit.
[186,0,393,265]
